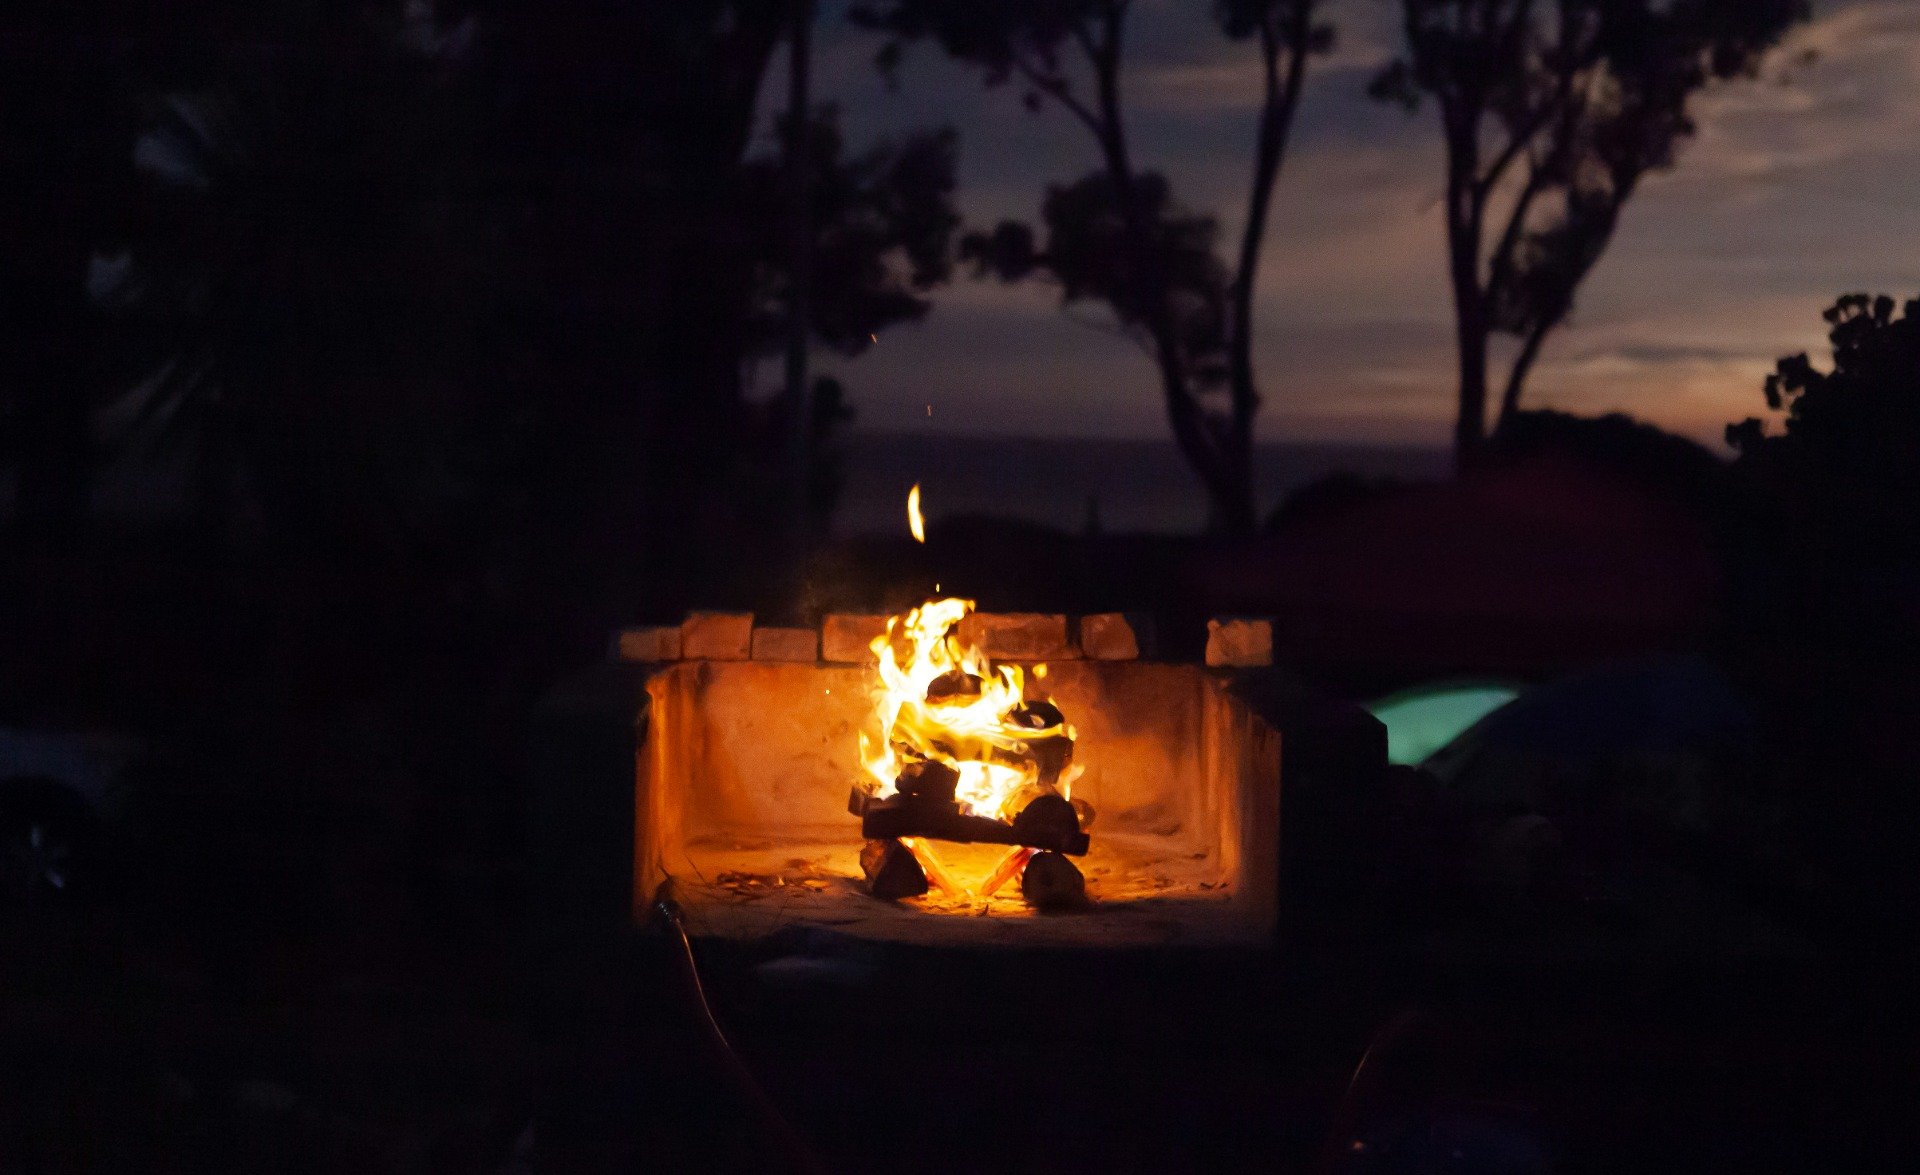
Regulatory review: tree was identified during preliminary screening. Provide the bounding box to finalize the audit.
[1728,293,1920,564]
[854,1,1332,534]
[1370,0,1806,466]
[742,114,959,367]
[1724,294,1920,932]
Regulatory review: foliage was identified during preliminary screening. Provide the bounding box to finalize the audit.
[1372,0,1807,460]
[743,112,960,360]
[1728,294,1920,562]
[962,171,1232,389]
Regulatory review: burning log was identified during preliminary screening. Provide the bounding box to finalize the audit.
[1021,851,1087,911]
[900,837,966,897]
[860,838,928,900]
[1005,700,1073,788]
[924,669,984,703]
[1009,793,1079,847]
[979,846,1035,898]
[894,757,958,805]
[851,787,1090,855]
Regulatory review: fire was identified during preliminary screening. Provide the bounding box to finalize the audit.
[857,597,1076,822]
[907,482,926,543]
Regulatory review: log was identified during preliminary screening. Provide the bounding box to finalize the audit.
[1009,793,1080,846]
[1021,851,1087,911]
[860,838,928,900]
[900,837,966,897]
[924,670,984,703]
[894,758,959,805]
[986,702,1072,788]
[857,792,1089,855]
[979,846,1035,898]
[1008,699,1065,731]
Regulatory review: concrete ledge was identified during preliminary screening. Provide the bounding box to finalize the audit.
[1205,618,1273,668]
[958,612,1077,661]
[1079,613,1145,660]
[822,614,889,663]
[681,612,754,660]
[615,626,681,663]
[751,626,819,662]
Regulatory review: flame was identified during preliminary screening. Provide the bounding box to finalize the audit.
[907,483,926,543]
[858,597,1072,822]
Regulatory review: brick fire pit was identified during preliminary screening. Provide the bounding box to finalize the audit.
[614,610,1280,948]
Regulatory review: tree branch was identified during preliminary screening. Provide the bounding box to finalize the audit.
[1474,96,1556,200]
[1472,0,1595,201]
[1485,41,1589,303]
[1496,304,1559,425]
[1007,50,1105,139]
[1483,159,1548,302]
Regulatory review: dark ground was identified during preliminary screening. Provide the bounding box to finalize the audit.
[3,766,1909,1173]
[2,528,1914,1172]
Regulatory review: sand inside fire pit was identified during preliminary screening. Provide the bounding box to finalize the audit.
[667,830,1251,948]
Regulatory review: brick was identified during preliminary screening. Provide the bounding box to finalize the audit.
[681,612,753,660]
[1205,618,1273,668]
[751,626,819,662]
[957,612,1077,661]
[615,625,681,663]
[1078,613,1145,660]
[822,614,890,663]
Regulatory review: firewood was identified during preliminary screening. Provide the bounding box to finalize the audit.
[1021,851,1086,911]
[860,838,928,900]
[900,836,966,897]
[1009,700,1065,731]
[994,701,1073,787]
[1070,798,1096,831]
[979,846,1035,898]
[1010,793,1080,846]
[894,757,959,805]
[1030,734,1074,789]
[925,670,984,703]
[860,796,1089,855]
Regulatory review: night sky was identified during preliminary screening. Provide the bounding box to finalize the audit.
[768,0,1918,448]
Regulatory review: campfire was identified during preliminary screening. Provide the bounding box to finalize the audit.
[848,596,1094,910]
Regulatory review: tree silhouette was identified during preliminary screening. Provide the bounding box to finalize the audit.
[1371,0,1805,466]
[1729,293,1920,564]
[853,1,1333,534]
[742,112,959,364]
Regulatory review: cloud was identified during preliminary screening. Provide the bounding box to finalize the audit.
[1666,0,1920,191]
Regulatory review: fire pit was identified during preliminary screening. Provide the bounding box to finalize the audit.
[623,608,1280,948]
